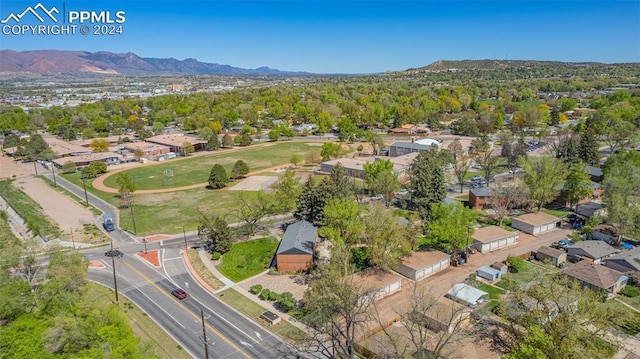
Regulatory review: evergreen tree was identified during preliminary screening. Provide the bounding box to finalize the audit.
[208,164,228,189]
[556,135,580,164]
[197,213,233,254]
[325,163,355,200]
[409,148,447,221]
[231,160,250,179]
[206,134,220,151]
[222,134,233,148]
[578,128,600,166]
[294,177,326,225]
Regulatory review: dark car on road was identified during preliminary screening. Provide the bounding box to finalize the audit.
[105,249,124,258]
[171,288,188,299]
[103,214,116,232]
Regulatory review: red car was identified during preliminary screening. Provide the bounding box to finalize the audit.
[171,288,188,299]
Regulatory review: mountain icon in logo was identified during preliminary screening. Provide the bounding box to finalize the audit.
[1,3,59,23]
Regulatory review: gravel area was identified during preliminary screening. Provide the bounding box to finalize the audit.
[239,273,309,300]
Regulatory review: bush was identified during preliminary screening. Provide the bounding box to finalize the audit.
[276,292,296,313]
[507,255,526,273]
[259,288,272,300]
[621,285,640,298]
[249,284,263,295]
[211,252,221,260]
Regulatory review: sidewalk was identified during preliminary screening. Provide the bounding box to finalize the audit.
[193,249,313,334]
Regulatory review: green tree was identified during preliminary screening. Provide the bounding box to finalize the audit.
[231,160,250,179]
[208,164,228,189]
[115,173,137,195]
[182,141,195,156]
[578,128,600,166]
[520,156,567,211]
[272,170,302,213]
[320,142,343,161]
[603,151,640,239]
[222,134,233,147]
[504,325,554,359]
[361,203,411,270]
[89,138,109,152]
[81,161,107,179]
[25,134,50,161]
[233,192,277,236]
[423,203,477,252]
[319,198,363,245]
[197,212,233,254]
[61,161,76,174]
[563,162,593,210]
[206,134,220,151]
[363,159,399,202]
[294,177,326,225]
[409,148,447,221]
[234,133,253,146]
[289,154,302,168]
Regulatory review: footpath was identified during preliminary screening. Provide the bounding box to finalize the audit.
[185,247,314,335]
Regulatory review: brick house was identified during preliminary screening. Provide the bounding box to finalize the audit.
[274,220,318,272]
[468,187,493,210]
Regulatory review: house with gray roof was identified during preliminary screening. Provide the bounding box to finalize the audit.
[567,240,620,264]
[605,247,640,273]
[274,220,318,272]
[389,141,436,157]
[586,165,604,182]
[469,187,493,210]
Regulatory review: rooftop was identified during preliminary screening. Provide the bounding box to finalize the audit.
[586,165,603,177]
[52,151,121,165]
[563,261,625,290]
[43,136,91,156]
[146,133,206,147]
[537,245,565,258]
[472,225,516,244]
[607,247,640,271]
[389,141,436,151]
[513,212,560,226]
[276,220,317,256]
[470,187,492,197]
[321,153,418,173]
[397,250,450,270]
[570,240,619,259]
[348,269,403,291]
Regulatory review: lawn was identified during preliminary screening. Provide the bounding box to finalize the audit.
[496,261,558,289]
[0,179,61,239]
[102,142,320,191]
[476,283,506,311]
[541,208,570,218]
[216,288,307,343]
[217,237,279,282]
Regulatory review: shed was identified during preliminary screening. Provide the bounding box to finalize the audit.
[274,220,318,272]
[477,266,502,281]
[511,212,560,235]
[446,283,489,307]
[491,262,509,276]
[536,246,567,267]
[394,250,450,281]
[471,225,518,253]
[567,241,619,264]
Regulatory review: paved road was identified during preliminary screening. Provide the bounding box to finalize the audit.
[86,244,289,359]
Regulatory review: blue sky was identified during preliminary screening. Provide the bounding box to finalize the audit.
[0,0,638,73]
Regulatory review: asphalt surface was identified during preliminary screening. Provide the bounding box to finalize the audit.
[86,244,289,359]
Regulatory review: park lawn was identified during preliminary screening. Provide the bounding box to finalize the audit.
[102,142,320,191]
[0,179,61,239]
[216,288,307,343]
[217,237,278,282]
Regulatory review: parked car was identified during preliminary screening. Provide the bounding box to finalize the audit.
[171,288,188,299]
[567,254,583,263]
[371,194,384,200]
[105,249,124,258]
[470,176,484,182]
[558,239,574,249]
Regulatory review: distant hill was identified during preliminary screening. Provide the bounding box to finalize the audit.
[0,50,310,76]
[403,59,640,73]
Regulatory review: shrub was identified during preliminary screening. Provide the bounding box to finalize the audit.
[249,284,263,295]
[259,288,272,300]
[621,285,640,298]
[276,292,296,313]
[211,252,221,260]
[507,255,526,273]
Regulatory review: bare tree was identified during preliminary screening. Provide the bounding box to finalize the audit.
[448,139,472,193]
[372,285,471,359]
[489,179,531,226]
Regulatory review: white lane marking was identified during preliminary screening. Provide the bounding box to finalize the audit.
[240,341,253,348]
[124,277,186,329]
[163,257,183,261]
[185,282,190,289]
[255,332,263,341]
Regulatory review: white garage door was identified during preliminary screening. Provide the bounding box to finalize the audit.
[482,243,491,253]
[424,265,433,276]
[415,268,425,280]
[533,226,541,235]
[507,236,516,245]
[440,259,450,269]
[499,239,507,248]
[389,281,401,292]
[490,241,499,250]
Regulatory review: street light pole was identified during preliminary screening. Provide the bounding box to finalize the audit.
[112,255,119,302]
[143,237,147,253]
[50,162,57,187]
[129,202,137,235]
[183,226,188,249]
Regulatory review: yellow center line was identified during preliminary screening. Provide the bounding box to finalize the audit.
[124,261,253,359]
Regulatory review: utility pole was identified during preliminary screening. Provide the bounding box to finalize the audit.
[81,174,89,207]
[70,228,76,250]
[182,226,188,249]
[33,162,38,176]
[123,190,137,235]
[201,308,209,359]
[129,204,137,235]
[112,255,119,302]
[50,162,57,187]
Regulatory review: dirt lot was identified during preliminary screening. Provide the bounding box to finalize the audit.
[229,175,279,191]
[1,156,99,242]
[239,273,309,300]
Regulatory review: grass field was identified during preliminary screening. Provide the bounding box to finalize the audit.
[216,288,307,343]
[541,208,570,218]
[0,179,61,239]
[102,142,320,191]
[495,261,558,289]
[217,237,278,282]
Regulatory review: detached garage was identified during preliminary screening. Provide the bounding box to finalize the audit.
[394,250,451,281]
[347,270,404,302]
[511,212,560,235]
[472,225,518,253]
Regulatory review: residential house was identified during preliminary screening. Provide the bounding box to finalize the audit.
[555,181,603,207]
[273,220,318,272]
[477,266,502,281]
[575,201,606,218]
[605,247,640,273]
[471,225,518,253]
[394,250,451,281]
[567,241,620,264]
[446,283,489,307]
[563,261,628,294]
[586,165,604,183]
[536,246,567,267]
[511,212,560,235]
[591,224,620,245]
[469,187,493,210]
[347,270,404,302]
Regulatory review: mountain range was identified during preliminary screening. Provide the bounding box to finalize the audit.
[0,50,310,76]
